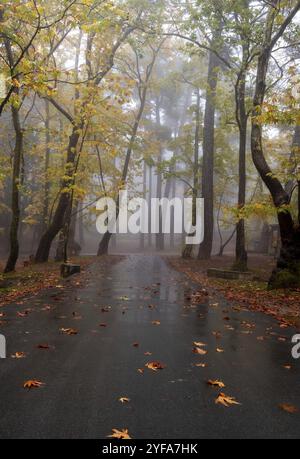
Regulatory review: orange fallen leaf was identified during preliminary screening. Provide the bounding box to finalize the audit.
[108,428,132,439]
[216,348,224,353]
[283,365,292,370]
[279,404,298,413]
[193,347,207,355]
[145,361,166,371]
[23,380,44,389]
[215,393,241,407]
[207,380,225,389]
[11,352,26,359]
[193,342,206,348]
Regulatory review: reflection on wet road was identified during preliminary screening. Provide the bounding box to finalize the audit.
[0,255,299,439]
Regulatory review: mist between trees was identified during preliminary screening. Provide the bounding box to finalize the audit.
[1,0,300,288]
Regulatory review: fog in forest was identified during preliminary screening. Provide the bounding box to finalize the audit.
[1,0,300,288]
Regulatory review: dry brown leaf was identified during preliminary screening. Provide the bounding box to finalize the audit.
[216,348,224,353]
[279,403,298,413]
[207,379,225,389]
[137,368,144,374]
[195,363,207,368]
[23,380,44,389]
[152,320,161,326]
[99,323,107,328]
[145,361,166,371]
[215,393,241,407]
[60,328,78,335]
[132,342,139,347]
[108,428,132,439]
[144,352,152,356]
[193,347,207,355]
[37,344,50,349]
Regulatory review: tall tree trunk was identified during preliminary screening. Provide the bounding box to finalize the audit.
[234,64,248,271]
[4,103,23,273]
[148,164,153,248]
[140,160,147,251]
[41,99,51,233]
[198,48,219,259]
[155,98,164,252]
[183,88,201,258]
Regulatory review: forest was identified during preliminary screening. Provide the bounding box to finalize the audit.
[1,0,300,441]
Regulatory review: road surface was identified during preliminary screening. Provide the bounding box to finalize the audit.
[0,255,299,439]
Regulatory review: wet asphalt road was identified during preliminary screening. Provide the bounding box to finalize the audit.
[0,254,300,439]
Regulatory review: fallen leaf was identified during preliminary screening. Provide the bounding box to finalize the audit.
[60,328,78,335]
[193,342,206,348]
[144,352,152,356]
[37,344,50,349]
[193,347,207,355]
[195,363,207,368]
[99,323,107,328]
[152,320,161,326]
[137,368,144,374]
[207,380,226,389]
[11,352,26,359]
[119,397,130,404]
[23,380,44,389]
[132,342,139,347]
[216,348,224,353]
[108,428,132,439]
[215,393,241,407]
[283,365,292,370]
[279,403,298,414]
[145,361,166,371]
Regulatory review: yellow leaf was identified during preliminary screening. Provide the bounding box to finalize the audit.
[215,393,241,407]
[108,428,132,439]
[207,380,226,389]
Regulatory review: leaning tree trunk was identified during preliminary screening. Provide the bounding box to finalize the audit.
[35,127,80,263]
[251,1,300,288]
[198,48,219,260]
[4,103,23,273]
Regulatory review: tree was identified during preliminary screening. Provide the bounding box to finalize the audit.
[251,0,300,288]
